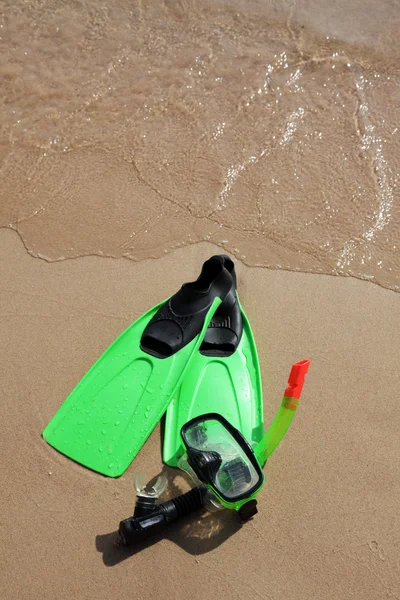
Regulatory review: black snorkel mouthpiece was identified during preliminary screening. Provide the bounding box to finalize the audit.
[119,487,206,546]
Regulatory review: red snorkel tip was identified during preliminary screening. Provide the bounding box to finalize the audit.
[284,359,310,400]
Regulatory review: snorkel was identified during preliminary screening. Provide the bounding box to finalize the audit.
[256,359,310,466]
[119,360,310,546]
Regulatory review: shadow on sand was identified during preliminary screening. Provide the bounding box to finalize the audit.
[95,466,244,566]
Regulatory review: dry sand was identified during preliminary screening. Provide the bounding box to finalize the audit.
[1,228,399,599]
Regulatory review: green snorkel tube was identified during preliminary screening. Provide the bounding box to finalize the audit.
[256,359,310,466]
[119,360,310,545]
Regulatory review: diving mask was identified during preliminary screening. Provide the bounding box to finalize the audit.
[179,412,264,516]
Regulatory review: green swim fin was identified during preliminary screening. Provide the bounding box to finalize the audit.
[42,256,233,477]
[163,257,264,467]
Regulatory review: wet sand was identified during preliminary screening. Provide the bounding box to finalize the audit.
[1,0,400,290]
[1,228,399,599]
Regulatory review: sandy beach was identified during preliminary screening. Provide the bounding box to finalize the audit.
[1,229,399,599]
[1,0,399,598]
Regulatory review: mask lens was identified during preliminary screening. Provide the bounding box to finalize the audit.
[182,417,261,500]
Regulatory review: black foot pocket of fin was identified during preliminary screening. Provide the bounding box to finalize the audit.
[140,256,233,359]
[200,255,243,358]
[140,319,184,358]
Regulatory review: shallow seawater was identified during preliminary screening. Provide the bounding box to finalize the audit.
[0,0,399,291]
